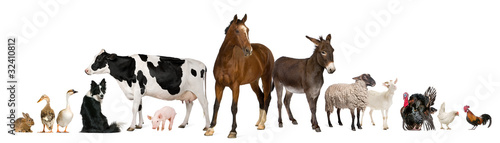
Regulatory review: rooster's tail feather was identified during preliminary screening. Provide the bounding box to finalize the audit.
[481,114,492,128]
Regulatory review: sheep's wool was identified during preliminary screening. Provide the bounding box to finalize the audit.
[325,80,368,113]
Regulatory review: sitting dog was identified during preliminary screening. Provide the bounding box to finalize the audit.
[80,79,120,133]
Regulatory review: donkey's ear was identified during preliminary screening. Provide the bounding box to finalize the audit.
[394,78,398,84]
[326,34,332,42]
[306,35,321,46]
[242,14,247,23]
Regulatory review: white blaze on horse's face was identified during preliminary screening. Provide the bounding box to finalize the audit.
[326,62,335,74]
[238,24,252,56]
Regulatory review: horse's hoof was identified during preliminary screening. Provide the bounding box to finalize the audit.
[351,126,356,131]
[315,127,321,132]
[135,125,142,129]
[204,128,214,136]
[227,132,237,138]
[257,124,265,130]
[292,120,298,125]
[358,126,363,129]
[383,127,388,130]
[203,127,208,131]
[127,127,135,131]
[328,123,333,127]
[372,123,376,126]
[279,123,283,128]
[339,122,343,126]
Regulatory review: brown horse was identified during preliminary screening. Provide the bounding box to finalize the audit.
[273,34,335,132]
[204,14,274,138]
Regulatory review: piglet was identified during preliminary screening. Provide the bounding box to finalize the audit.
[148,106,177,131]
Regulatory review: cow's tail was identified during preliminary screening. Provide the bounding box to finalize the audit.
[203,66,207,100]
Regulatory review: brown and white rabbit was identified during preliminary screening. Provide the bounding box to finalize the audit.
[15,112,35,132]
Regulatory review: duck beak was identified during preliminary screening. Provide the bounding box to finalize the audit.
[73,90,78,94]
[37,98,43,103]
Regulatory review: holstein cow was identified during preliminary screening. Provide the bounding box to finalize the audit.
[85,49,209,131]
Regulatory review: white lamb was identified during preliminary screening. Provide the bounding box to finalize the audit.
[325,73,376,131]
[361,78,397,130]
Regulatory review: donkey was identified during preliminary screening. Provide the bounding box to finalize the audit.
[204,14,275,138]
[273,34,335,132]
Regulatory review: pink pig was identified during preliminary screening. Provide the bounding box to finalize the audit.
[147,106,177,131]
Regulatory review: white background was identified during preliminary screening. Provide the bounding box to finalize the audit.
[2,0,500,143]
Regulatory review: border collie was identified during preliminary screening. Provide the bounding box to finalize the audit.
[80,79,120,133]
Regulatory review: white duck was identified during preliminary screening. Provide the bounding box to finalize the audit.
[56,89,78,133]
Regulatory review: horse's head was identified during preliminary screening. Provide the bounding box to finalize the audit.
[306,34,335,74]
[225,14,252,56]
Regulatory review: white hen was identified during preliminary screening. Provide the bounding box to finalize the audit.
[437,102,459,130]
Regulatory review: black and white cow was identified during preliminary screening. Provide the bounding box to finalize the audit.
[85,49,209,131]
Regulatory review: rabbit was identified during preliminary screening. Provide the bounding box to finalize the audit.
[15,112,35,133]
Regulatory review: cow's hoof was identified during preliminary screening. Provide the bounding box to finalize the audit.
[257,124,265,130]
[202,127,208,131]
[135,125,142,129]
[279,122,283,128]
[204,128,214,136]
[314,127,321,132]
[291,120,298,125]
[127,127,135,131]
[227,132,237,138]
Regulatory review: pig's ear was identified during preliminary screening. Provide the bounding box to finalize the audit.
[147,115,152,120]
[158,113,163,119]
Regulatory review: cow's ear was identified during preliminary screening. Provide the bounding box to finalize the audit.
[107,54,117,61]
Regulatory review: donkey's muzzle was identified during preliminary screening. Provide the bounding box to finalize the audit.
[326,62,336,74]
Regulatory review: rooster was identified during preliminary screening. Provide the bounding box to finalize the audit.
[437,102,459,130]
[464,105,491,130]
[401,87,437,131]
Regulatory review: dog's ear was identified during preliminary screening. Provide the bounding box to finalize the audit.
[91,80,97,87]
[100,78,106,86]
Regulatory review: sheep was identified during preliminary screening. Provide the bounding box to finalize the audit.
[360,78,398,130]
[325,73,376,131]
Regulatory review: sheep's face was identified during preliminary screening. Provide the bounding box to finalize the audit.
[353,73,376,87]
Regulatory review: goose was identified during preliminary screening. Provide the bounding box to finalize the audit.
[56,89,78,133]
[38,94,55,133]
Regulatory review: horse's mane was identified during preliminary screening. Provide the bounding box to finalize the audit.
[224,19,242,35]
